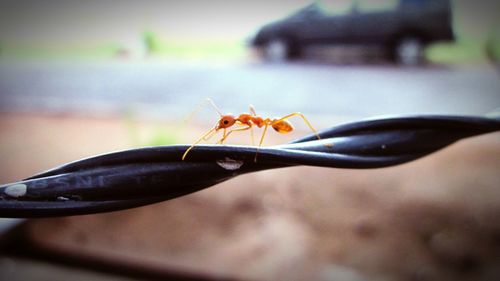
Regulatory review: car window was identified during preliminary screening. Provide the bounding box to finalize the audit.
[317,0,353,15]
[399,0,446,9]
[356,0,398,12]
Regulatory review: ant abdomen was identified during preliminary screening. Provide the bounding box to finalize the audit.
[272,120,294,133]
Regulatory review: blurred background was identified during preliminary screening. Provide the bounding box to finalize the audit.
[0,0,499,280]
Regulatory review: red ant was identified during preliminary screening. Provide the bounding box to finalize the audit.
[182,99,323,161]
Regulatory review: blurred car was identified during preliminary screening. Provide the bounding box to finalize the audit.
[251,0,455,65]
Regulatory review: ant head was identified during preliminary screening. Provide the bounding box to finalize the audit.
[217,114,236,129]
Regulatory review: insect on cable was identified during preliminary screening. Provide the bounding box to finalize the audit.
[0,115,499,217]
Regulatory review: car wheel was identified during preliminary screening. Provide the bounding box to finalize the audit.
[263,38,290,62]
[394,37,424,66]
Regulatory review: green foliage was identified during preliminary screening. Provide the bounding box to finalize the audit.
[425,1,500,64]
[0,43,123,59]
[146,126,180,146]
[142,31,160,55]
[148,39,245,59]
[426,26,500,64]
[426,39,488,64]
[124,111,181,147]
[485,26,500,64]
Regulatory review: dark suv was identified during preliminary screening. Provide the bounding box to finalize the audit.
[251,0,454,65]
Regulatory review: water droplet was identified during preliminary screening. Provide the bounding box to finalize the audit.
[216,157,244,170]
[4,184,27,198]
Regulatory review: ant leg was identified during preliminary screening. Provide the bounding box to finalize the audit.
[182,126,218,160]
[277,112,322,141]
[202,128,218,141]
[218,125,252,144]
[250,126,255,146]
[248,105,256,145]
[217,128,228,144]
[254,123,269,162]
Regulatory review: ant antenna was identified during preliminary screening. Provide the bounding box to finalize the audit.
[184,98,223,125]
[207,98,223,116]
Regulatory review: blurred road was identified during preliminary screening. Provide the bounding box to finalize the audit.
[1,60,499,124]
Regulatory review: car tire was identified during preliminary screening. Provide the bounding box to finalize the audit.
[394,36,425,66]
[263,38,291,62]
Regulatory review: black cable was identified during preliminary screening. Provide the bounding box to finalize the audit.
[1,115,499,217]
